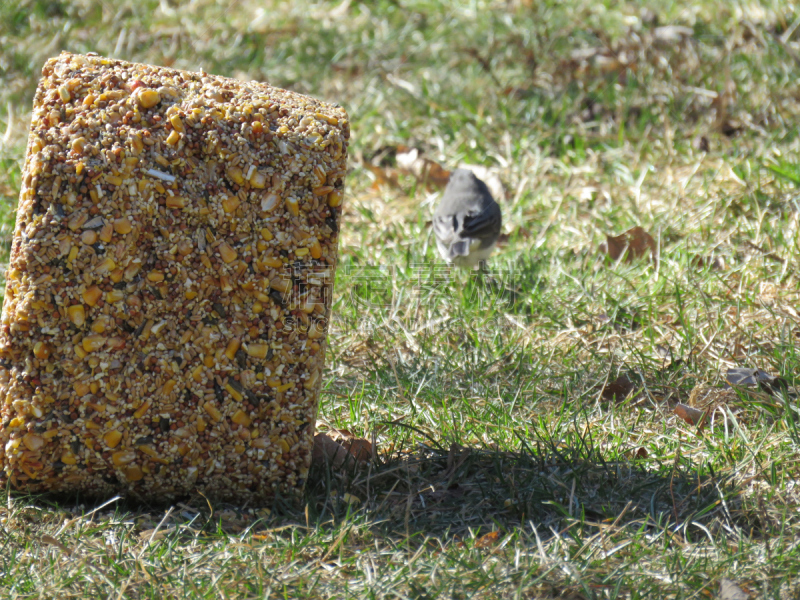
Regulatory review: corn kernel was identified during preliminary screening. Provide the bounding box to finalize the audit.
[231,410,252,427]
[218,242,237,263]
[196,417,207,433]
[125,465,144,481]
[185,290,198,300]
[103,430,122,448]
[253,302,263,314]
[316,112,338,126]
[222,196,240,213]
[112,450,136,466]
[82,335,106,352]
[137,89,161,109]
[23,433,44,452]
[67,246,79,263]
[250,170,266,188]
[82,286,102,307]
[276,383,294,393]
[165,130,180,145]
[162,379,177,396]
[227,167,244,185]
[74,345,87,359]
[310,240,322,259]
[192,364,204,383]
[61,452,77,465]
[295,247,309,257]
[71,136,86,153]
[133,400,151,418]
[33,341,51,360]
[110,268,124,283]
[225,383,244,402]
[313,185,334,196]
[99,221,114,242]
[203,402,222,422]
[328,190,343,207]
[286,197,299,216]
[169,114,185,133]
[224,338,240,360]
[166,196,185,209]
[147,270,164,283]
[245,343,268,359]
[106,175,123,186]
[105,290,124,303]
[114,218,133,234]
[96,257,116,275]
[263,256,283,269]
[276,438,290,453]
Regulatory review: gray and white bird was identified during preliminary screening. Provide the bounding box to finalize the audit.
[433,169,502,268]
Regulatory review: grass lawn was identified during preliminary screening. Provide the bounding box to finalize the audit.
[2,0,800,598]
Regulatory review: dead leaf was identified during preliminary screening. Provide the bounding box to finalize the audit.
[396,146,451,189]
[474,530,500,548]
[635,447,648,459]
[312,433,355,470]
[40,534,71,555]
[718,578,749,600]
[342,437,372,463]
[364,162,401,190]
[725,367,788,394]
[602,226,656,263]
[602,374,635,401]
[688,386,738,410]
[674,403,705,426]
[137,526,176,541]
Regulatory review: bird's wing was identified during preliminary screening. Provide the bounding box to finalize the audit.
[459,203,501,239]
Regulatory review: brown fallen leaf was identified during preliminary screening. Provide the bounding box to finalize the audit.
[602,374,635,401]
[40,534,71,555]
[364,162,401,190]
[474,530,500,548]
[674,403,705,426]
[138,526,176,541]
[396,146,451,189]
[601,226,656,263]
[342,437,372,463]
[312,433,355,470]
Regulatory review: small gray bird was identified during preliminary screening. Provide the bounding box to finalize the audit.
[433,169,502,268]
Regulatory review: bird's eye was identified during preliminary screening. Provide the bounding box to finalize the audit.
[452,215,458,230]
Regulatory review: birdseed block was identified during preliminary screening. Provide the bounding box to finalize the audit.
[0,52,349,503]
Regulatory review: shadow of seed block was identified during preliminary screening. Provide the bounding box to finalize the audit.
[0,52,348,504]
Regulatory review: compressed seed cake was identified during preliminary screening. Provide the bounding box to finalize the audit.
[0,52,348,502]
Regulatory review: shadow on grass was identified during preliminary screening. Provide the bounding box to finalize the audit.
[303,430,756,545]
[2,425,770,548]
